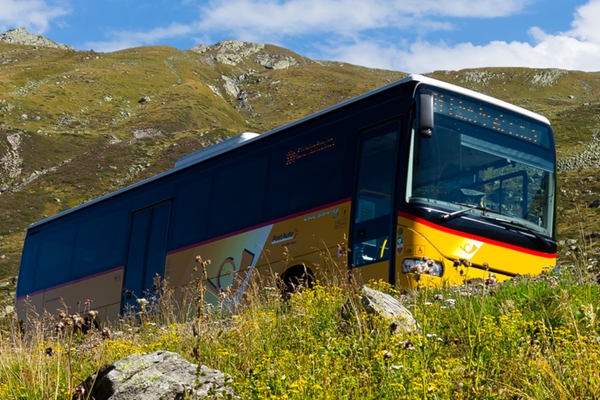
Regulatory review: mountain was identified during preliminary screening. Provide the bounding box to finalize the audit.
[0,31,599,280]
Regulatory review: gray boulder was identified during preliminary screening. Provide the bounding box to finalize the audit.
[189,44,208,54]
[221,75,241,98]
[211,40,265,66]
[360,285,418,335]
[74,350,237,399]
[254,53,298,69]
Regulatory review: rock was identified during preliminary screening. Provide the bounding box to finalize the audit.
[217,40,264,57]
[254,53,298,70]
[221,75,240,98]
[1,132,23,183]
[138,96,150,104]
[360,285,418,335]
[526,69,567,87]
[238,70,255,81]
[590,199,600,208]
[132,127,163,139]
[557,133,600,172]
[0,305,14,318]
[236,90,252,111]
[74,351,237,400]
[207,84,222,97]
[458,70,508,85]
[196,40,296,70]
[189,44,208,54]
[0,28,72,50]
[211,40,265,66]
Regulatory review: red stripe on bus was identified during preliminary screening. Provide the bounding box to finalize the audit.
[398,211,556,259]
[167,197,353,255]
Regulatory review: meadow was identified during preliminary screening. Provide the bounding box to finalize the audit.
[1,251,599,399]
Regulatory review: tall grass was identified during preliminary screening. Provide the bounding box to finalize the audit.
[1,259,600,399]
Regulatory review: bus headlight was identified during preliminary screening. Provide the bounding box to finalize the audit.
[402,258,443,277]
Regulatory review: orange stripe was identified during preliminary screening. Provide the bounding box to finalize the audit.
[398,211,556,259]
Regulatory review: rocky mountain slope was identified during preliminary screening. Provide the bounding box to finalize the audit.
[1,29,600,284]
[0,27,72,50]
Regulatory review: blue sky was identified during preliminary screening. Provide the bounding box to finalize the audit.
[1,0,599,73]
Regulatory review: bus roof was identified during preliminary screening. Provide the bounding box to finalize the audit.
[26,74,551,230]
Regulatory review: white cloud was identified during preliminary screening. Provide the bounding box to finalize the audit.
[0,0,70,33]
[331,39,586,73]
[567,0,600,43]
[195,0,534,38]
[321,0,600,73]
[325,36,600,74]
[84,0,529,57]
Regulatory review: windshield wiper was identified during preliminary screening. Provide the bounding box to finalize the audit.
[438,202,553,249]
[479,214,553,249]
[439,202,491,222]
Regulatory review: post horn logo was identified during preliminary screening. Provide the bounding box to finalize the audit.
[460,243,479,254]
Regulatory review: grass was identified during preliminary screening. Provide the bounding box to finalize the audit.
[2,250,600,399]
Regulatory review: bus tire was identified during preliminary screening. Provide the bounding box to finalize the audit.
[282,264,314,295]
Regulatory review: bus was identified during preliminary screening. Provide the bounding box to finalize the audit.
[15,74,556,323]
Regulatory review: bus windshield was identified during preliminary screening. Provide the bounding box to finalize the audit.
[407,86,556,237]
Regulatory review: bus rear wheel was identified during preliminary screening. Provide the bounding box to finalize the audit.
[281,264,314,296]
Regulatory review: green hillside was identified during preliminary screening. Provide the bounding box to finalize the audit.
[1,40,600,282]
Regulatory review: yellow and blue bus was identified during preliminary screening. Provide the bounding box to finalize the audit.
[15,75,556,322]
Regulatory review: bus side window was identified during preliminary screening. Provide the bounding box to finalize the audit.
[34,222,76,291]
[209,154,269,237]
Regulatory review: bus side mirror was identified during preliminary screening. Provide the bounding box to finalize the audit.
[417,89,434,138]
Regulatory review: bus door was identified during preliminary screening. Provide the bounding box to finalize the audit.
[351,121,400,284]
[122,200,172,314]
